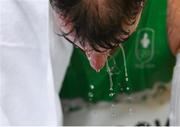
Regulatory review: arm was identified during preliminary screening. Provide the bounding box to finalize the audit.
[167,0,180,55]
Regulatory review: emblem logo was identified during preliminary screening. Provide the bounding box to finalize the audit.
[135,28,155,65]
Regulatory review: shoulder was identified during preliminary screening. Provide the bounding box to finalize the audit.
[167,0,180,55]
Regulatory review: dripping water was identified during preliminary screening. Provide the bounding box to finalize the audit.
[106,60,115,98]
[119,44,129,82]
[88,84,95,102]
[119,44,133,115]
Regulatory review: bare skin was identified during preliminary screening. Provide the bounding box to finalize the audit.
[168,0,180,55]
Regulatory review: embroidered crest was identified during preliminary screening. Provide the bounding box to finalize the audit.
[135,28,155,65]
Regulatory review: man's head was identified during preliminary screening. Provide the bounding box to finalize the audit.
[50,0,145,71]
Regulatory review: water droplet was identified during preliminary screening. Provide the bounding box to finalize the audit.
[88,92,94,98]
[106,61,114,91]
[109,92,115,97]
[125,77,129,82]
[90,85,95,90]
[110,66,120,75]
[110,72,113,76]
[119,44,130,86]
[96,69,100,72]
[126,87,130,91]
[109,87,113,91]
[111,104,115,108]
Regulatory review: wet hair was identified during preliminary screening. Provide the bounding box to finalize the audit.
[50,0,145,52]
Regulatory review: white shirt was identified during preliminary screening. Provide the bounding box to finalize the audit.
[170,53,180,126]
[0,0,73,125]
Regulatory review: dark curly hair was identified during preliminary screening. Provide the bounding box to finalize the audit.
[50,0,145,52]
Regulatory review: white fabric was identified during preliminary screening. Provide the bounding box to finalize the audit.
[49,3,73,124]
[49,7,73,94]
[0,0,73,125]
[170,53,180,126]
